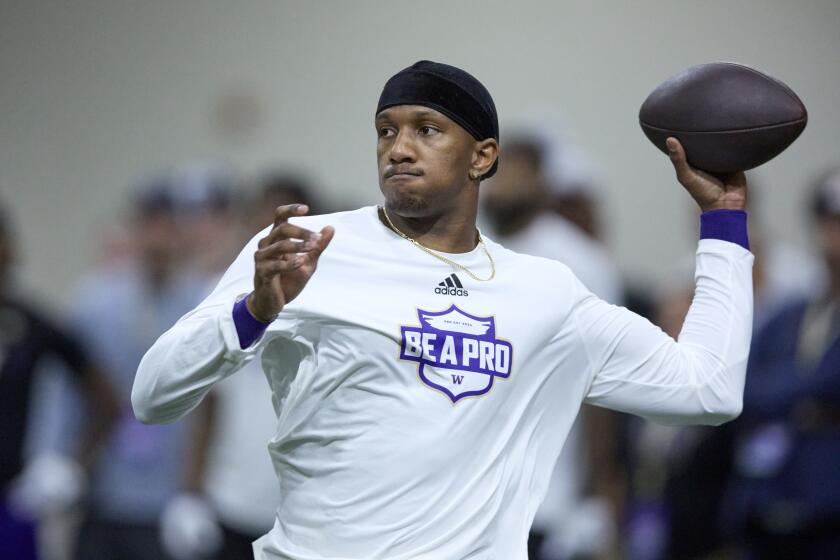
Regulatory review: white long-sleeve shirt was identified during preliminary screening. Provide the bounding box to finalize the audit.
[132,205,753,560]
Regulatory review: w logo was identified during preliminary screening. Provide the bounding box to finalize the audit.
[451,374,464,385]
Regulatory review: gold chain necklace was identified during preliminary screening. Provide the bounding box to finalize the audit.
[380,206,496,282]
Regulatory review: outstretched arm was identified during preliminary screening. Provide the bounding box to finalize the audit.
[581,138,753,425]
[131,204,333,424]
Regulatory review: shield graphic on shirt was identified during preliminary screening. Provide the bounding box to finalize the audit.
[400,305,513,402]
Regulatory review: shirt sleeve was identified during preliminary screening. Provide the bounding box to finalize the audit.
[131,230,297,424]
[579,238,754,425]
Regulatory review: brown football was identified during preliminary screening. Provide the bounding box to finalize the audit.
[639,62,807,174]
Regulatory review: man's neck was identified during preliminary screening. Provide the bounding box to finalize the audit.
[379,205,479,254]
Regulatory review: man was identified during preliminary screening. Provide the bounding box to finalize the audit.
[720,170,840,559]
[0,204,118,559]
[481,135,623,559]
[175,162,245,278]
[482,136,622,304]
[69,181,207,560]
[165,169,283,560]
[133,60,753,559]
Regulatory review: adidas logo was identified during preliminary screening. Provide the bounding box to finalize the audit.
[434,273,469,297]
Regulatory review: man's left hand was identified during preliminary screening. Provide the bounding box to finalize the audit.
[666,137,747,212]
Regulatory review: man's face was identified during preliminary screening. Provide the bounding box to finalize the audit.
[376,105,478,217]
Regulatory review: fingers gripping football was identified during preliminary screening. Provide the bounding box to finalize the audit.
[247,204,334,322]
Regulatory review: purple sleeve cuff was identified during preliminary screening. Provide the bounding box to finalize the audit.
[700,209,749,251]
[232,295,271,349]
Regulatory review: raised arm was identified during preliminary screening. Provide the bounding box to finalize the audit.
[131,204,333,424]
[581,138,754,425]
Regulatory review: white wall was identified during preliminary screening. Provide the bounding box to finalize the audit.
[2,0,838,307]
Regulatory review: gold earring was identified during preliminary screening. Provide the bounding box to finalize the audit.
[469,171,479,180]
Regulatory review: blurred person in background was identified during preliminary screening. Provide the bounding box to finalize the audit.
[159,167,290,560]
[481,134,623,560]
[745,187,825,331]
[520,114,603,242]
[549,185,600,242]
[720,169,840,559]
[175,163,246,279]
[0,203,119,560]
[622,182,828,560]
[481,135,622,304]
[622,284,734,560]
[247,173,322,238]
[63,179,207,560]
[658,288,736,560]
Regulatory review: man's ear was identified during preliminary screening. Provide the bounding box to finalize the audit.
[470,139,499,179]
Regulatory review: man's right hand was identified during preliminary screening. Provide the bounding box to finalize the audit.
[247,204,334,322]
